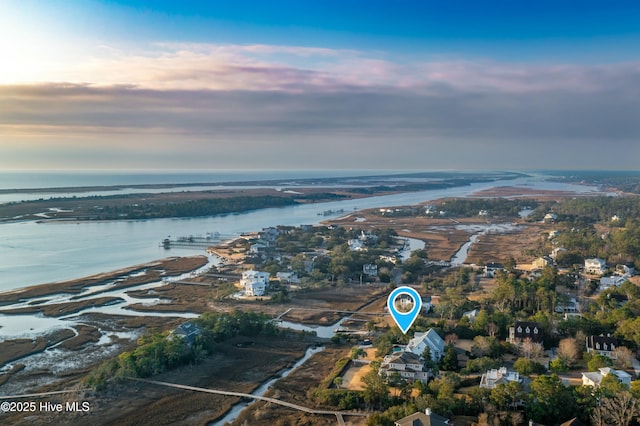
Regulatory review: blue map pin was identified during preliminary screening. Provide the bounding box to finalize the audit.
[387,286,422,334]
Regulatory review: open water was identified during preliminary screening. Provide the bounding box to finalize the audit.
[0,173,605,293]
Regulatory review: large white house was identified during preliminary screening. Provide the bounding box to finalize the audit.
[240,270,270,296]
[406,329,445,362]
[380,352,430,383]
[584,258,607,275]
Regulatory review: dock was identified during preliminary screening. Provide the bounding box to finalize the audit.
[160,233,230,249]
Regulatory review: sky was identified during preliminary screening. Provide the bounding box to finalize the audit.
[1,1,639,171]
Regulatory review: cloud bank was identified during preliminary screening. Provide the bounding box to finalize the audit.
[2,43,639,169]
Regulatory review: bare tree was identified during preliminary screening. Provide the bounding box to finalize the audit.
[521,338,544,360]
[614,346,635,370]
[487,322,498,338]
[592,391,640,426]
[509,411,523,426]
[445,333,459,346]
[558,337,579,365]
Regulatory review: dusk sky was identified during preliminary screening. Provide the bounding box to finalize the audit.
[1,1,639,170]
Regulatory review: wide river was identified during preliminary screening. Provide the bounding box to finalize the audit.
[0,177,605,293]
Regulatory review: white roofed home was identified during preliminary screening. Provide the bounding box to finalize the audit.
[582,367,631,388]
[406,329,445,362]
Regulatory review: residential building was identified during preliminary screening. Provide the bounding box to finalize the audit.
[463,309,479,322]
[240,270,270,296]
[171,322,202,347]
[550,247,567,259]
[394,408,451,426]
[276,271,300,284]
[555,297,580,315]
[484,262,504,278]
[532,256,553,269]
[348,239,365,251]
[363,263,378,277]
[508,321,543,344]
[479,367,522,389]
[586,335,619,358]
[599,275,626,291]
[544,213,558,222]
[616,263,635,276]
[249,242,268,254]
[380,352,430,383]
[582,367,631,388]
[406,329,445,362]
[584,258,606,275]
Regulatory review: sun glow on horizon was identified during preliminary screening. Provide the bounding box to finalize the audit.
[0,5,84,84]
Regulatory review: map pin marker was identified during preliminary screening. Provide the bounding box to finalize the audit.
[387,286,422,334]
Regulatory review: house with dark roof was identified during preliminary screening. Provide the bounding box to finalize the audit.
[172,322,202,347]
[586,335,619,358]
[394,408,451,426]
[508,321,543,344]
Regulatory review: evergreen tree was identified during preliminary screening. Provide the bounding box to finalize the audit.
[440,345,459,371]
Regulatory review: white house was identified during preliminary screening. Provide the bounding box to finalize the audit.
[582,367,631,388]
[406,329,445,362]
[585,258,606,275]
[544,213,558,222]
[479,367,522,389]
[380,352,430,383]
[240,270,270,296]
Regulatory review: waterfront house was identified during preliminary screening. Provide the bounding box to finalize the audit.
[241,270,270,296]
[171,322,202,347]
